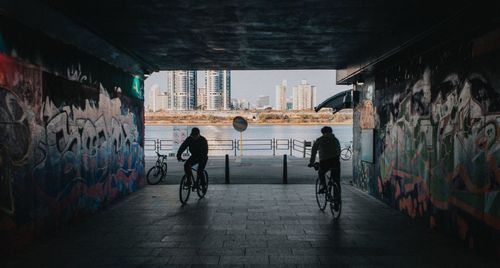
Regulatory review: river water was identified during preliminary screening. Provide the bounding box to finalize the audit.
[145,124,352,156]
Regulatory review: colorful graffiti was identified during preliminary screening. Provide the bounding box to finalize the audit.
[371,61,500,251]
[0,52,144,247]
[360,85,375,129]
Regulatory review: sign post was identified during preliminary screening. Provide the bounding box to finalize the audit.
[232,116,248,158]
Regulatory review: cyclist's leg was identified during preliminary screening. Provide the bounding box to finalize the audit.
[333,157,341,199]
[184,157,195,185]
[318,160,329,191]
[197,156,208,186]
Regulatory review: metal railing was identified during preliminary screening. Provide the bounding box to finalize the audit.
[144,138,312,157]
[292,139,312,157]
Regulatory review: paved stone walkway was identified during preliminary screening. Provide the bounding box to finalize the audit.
[5,184,496,267]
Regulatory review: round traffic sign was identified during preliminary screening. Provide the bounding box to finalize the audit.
[232,116,248,132]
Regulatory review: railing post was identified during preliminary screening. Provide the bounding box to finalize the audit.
[225,154,230,184]
[290,138,292,156]
[156,139,160,152]
[283,154,288,184]
[303,140,306,158]
[273,138,276,157]
[234,139,237,156]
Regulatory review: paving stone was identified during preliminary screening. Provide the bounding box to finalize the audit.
[269,255,320,264]
[168,255,219,264]
[3,184,496,267]
[219,255,269,265]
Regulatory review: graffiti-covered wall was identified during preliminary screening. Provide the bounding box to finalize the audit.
[0,18,145,249]
[353,30,500,253]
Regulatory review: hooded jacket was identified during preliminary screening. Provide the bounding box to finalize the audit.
[309,133,340,163]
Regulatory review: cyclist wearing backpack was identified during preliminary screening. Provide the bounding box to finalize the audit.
[177,127,208,187]
[308,126,341,195]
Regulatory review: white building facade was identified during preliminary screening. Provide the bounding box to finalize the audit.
[148,84,161,112]
[275,80,287,110]
[167,70,197,110]
[205,70,231,110]
[292,80,316,110]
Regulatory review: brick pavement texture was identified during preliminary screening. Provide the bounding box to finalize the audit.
[4,184,497,267]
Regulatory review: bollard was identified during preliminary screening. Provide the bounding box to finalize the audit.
[225,154,230,184]
[283,154,288,184]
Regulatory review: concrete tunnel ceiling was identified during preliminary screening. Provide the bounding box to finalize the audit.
[39,0,473,73]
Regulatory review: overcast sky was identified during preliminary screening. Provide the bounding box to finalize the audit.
[144,70,352,105]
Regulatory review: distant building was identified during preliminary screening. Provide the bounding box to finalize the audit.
[157,92,169,111]
[231,98,239,109]
[275,80,287,110]
[286,98,293,110]
[233,98,251,110]
[197,87,206,110]
[206,70,231,110]
[167,70,197,110]
[292,80,316,110]
[257,95,271,108]
[148,84,161,112]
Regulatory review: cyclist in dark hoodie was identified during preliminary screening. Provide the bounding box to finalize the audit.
[177,127,208,186]
[308,126,341,195]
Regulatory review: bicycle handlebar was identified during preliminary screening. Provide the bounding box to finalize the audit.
[308,162,320,171]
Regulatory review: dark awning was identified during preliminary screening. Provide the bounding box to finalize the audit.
[315,89,356,113]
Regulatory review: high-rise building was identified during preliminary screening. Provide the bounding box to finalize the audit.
[292,80,316,110]
[148,84,161,112]
[257,95,271,108]
[205,70,231,110]
[275,80,287,110]
[167,70,197,110]
[196,87,206,110]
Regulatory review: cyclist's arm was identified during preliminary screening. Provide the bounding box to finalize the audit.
[176,137,190,160]
[309,140,319,164]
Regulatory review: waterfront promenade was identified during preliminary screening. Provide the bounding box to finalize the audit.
[145,155,353,184]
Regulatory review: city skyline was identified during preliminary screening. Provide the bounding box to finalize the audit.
[145,70,352,108]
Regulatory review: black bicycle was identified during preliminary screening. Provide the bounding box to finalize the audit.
[340,141,352,160]
[178,160,209,205]
[311,162,342,218]
[146,151,168,185]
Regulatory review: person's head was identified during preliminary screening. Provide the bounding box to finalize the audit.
[321,126,333,135]
[190,127,200,139]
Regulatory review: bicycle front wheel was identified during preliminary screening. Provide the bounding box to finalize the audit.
[340,149,352,160]
[329,182,342,219]
[146,166,164,185]
[179,175,191,205]
[315,177,327,211]
[196,170,209,198]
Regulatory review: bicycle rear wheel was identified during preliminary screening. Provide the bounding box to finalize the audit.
[315,177,327,211]
[196,170,209,198]
[340,148,352,160]
[329,182,342,219]
[179,175,191,205]
[146,166,164,185]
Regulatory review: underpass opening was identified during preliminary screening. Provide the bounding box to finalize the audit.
[143,70,354,185]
